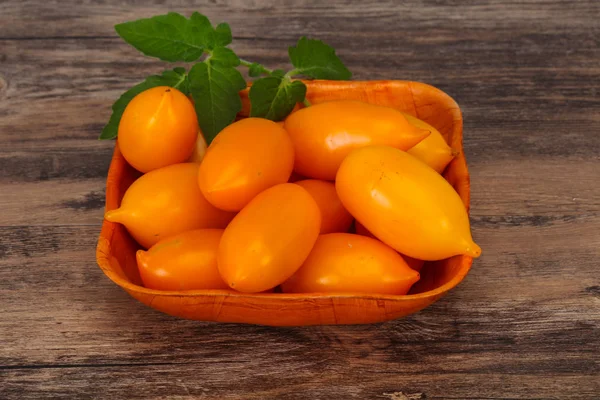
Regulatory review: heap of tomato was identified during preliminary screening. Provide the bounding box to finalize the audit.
[106,87,481,295]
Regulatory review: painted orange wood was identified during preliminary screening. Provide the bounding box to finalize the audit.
[96,80,473,326]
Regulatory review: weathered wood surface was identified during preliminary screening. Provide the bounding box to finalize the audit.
[0,0,599,398]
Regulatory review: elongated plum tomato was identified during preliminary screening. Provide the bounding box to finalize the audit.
[104,163,235,248]
[295,179,353,234]
[284,100,430,180]
[281,233,420,295]
[218,183,321,293]
[198,118,294,211]
[118,86,198,173]
[403,113,457,173]
[355,221,425,271]
[136,229,229,291]
[336,146,481,261]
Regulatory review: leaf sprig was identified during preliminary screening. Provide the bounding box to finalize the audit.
[100,12,351,143]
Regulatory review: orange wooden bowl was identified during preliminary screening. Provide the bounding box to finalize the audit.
[96,80,473,326]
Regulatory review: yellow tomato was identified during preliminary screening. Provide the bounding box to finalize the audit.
[118,86,198,173]
[284,100,429,180]
[403,113,456,173]
[281,233,420,295]
[104,163,235,248]
[295,179,353,234]
[218,183,321,293]
[199,118,294,211]
[336,146,481,260]
[136,229,229,291]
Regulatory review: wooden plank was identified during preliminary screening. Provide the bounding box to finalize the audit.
[1,0,599,39]
[0,180,105,225]
[1,369,598,399]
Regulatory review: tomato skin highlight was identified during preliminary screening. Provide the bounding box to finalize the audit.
[104,163,235,249]
[284,100,430,180]
[403,113,456,173]
[136,229,229,291]
[281,233,420,295]
[198,118,294,212]
[336,146,481,261]
[218,183,321,293]
[295,179,353,234]
[118,86,198,173]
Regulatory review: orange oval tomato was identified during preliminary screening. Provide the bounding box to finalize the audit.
[403,113,456,173]
[354,221,425,271]
[284,100,429,180]
[118,86,198,173]
[199,118,295,211]
[295,179,353,234]
[136,229,229,291]
[104,163,235,248]
[336,146,481,260]
[281,233,420,295]
[218,183,321,293]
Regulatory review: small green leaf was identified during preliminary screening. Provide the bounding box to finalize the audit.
[249,76,307,121]
[115,12,233,62]
[288,37,351,80]
[99,68,188,140]
[214,23,233,47]
[188,13,232,50]
[188,59,247,143]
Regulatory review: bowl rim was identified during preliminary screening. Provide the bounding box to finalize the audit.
[96,79,473,304]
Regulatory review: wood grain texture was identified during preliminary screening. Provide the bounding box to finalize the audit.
[0,0,599,398]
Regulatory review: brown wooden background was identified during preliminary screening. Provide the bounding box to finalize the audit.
[1,1,599,399]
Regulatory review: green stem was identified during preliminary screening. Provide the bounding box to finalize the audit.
[239,59,254,68]
[285,68,302,79]
[239,58,273,75]
[302,97,312,107]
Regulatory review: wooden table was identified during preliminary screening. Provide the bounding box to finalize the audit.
[1,1,598,398]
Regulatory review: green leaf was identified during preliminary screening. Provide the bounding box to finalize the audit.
[249,76,307,121]
[114,12,232,62]
[188,13,232,49]
[214,23,233,47]
[288,37,351,80]
[99,68,188,140]
[162,67,190,95]
[115,13,204,62]
[188,59,247,144]
[209,46,240,67]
